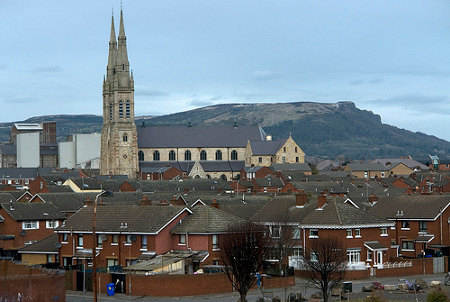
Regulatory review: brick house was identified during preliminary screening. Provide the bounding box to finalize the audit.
[18,234,59,265]
[344,162,413,179]
[369,194,450,258]
[252,176,285,193]
[170,202,247,269]
[140,166,183,180]
[0,201,65,256]
[251,193,394,272]
[55,204,192,268]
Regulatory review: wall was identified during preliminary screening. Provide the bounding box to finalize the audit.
[0,260,66,302]
[17,132,40,168]
[59,141,75,169]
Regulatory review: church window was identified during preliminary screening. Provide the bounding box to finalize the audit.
[113,68,116,74]
[119,101,124,118]
[295,147,298,153]
[282,156,286,163]
[153,150,160,161]
[122,63,125,70]
[123,133,128,142]
[283,147,286,152]
[296,157,299,163]
[220,174,227,181]
[200,150,207,161]
[184,150,192,161]
[126,101,130,118]
[169,150,176,161]
[138,151,144,161]
[215,150,222,161]
[109,105,112,120]
[231,150,238,160]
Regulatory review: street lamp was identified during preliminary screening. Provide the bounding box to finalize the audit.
[92,190,113,302]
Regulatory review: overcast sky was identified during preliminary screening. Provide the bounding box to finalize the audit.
[1,1,450,140]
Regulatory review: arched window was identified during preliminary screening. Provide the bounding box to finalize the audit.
[119,101,123,118]
[169,150,176,161]
[184,150,192,161]
[200,150,207,161]
[138,150,144,161]
[215,150,222,161]
[295,147,298,153]
[153,150,160,161]
[123,133,128,142]
[205,174,211,179]
[231,150,238,160]
[126,101,130,118]
[220,174,227,181]
[296,157,299,163]
[109,105,112,120]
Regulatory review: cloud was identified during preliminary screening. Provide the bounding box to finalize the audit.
[187,96,222,107]
[5,96,38,104]
[251,70,280,81]
[233,91,265,100]
[136,88,168,97]
[31,66,64,74]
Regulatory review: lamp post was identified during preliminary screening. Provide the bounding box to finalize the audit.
[92,190,113,302]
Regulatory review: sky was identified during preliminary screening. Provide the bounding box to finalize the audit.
[1,1,450,140]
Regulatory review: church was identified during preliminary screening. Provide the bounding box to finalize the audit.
[100,10,305,180]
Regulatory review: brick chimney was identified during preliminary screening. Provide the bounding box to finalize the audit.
[323,187,328,196]
[84,197,92,206]
[368,193,378,205]
[210,198,220,209]
[317,193,327,208]
[295,192,308,207]
[140,195,152,206]
[184,188,189,194]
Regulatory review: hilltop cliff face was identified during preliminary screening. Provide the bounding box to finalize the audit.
[1,101,449,160]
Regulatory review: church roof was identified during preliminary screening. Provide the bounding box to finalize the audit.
[137,125,266,148]
[248,139,288,155]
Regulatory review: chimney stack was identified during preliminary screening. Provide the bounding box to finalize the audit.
[210,198,220,209]
[317,193,327,208]
[140,195,152,206]
[368,193,378,205]
[295,191,308,207]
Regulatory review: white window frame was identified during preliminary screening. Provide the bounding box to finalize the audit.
[380,227,388,236]
[22,221,38,230]
[141,235,148,250]
[355,228,361,238]
[346,229,353,238]
[292,227,301,239]
[212,234,219,250]
[347,250,361,265]
[309,229,318,238]
[46,220,59,229]
[270,226,281,238]
[179,234,186,245]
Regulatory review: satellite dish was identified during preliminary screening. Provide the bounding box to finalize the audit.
[20,230,26,236]
[55,242,62,248]
[100,234,108,241]
[130,235,137,242]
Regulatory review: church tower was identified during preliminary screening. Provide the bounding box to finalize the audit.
[100,9,138,178]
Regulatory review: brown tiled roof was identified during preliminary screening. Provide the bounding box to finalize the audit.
[57,205,190,234]
[171,205,246,234]
[369,194,450,220]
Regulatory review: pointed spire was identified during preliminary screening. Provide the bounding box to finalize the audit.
[119,8,126,38]
[109,13,116,44]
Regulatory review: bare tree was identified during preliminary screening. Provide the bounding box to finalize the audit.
[302,237,347,302]
[219,221,269,302]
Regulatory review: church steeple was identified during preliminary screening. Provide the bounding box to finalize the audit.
[101,8,138,179]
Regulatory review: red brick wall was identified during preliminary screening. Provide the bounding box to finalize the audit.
[0,260,66,302]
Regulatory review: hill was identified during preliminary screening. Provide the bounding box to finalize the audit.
[1,101,449,159]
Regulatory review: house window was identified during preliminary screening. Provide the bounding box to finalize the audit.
[200,150,207,160]
[310,251,318,261]
[126,101,130,118]
[402,221,410,229]
[184,150,192,161]
[153,150,160,161]
[47,254,53,263]
[231,150,238,160]
[46,220,59,229]
[77,234,83,247]
[355,229,361,237]
[169,150,176,161]
[138,150,145,161]
[346,229,352,238]
[215,150,222,160]
[292,227,301,239]
[309,229,318,238]
[179,234,186,245]
[112,234,119,244]
[381,172,385,178]
[107,259,118,267]
[367,250,372,261]
[126,235,134,244]
[347,249,361,264]
[270,226,281,238]
[123,133,128,142]
[63,257,72,267]
[97,235,103,247]
[419,221,427,232]
[22,221,38,230]
[141,235,147,249]
[402,240,414,250]
[212,235,219,250]
[259,157,262,163]
[119,101,123,118]
[62,233,68,243]
[380,227,388,236]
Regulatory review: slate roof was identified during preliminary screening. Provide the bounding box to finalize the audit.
[370,158,429,171]
[43,185,74,193]
[137,125,266,148]
[0,193,18,203]
[18,234,59,254]
[171,205,246,234]
[251,195,393,229]
[68,178,102,190]
[316,160,340,171]
[0,202,65,221]
[57,205,190,234]
[249,139,288,155]
[272,163,311,172]
[369,195,450,220]
[346,163,388,171]
[254,177,284,187]
[0,145,16,155]
[34,193,84,214]
[0,168,40,179]
[129,179,230,193]
[197,161,245,172]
